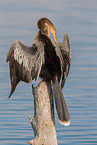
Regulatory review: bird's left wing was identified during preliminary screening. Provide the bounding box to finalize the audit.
[6,40,44,98]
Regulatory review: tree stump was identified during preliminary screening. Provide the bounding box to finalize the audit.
[28,80,58,145]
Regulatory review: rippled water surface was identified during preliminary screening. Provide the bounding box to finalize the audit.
[0,0,97,144]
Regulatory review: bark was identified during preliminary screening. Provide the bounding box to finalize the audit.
[28,80,58,145]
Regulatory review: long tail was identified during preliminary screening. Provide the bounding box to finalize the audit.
[53,78,70,126]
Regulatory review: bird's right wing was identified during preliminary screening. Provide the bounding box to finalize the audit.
[6,40,45,98]
[59,33,71,88]
[50,33,71,89]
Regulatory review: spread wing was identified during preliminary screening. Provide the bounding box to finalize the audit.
[58,33,71,89]
[6,40,44,98]
[49,33,71,89]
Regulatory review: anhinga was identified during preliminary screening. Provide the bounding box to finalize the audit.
[6,18,71,126]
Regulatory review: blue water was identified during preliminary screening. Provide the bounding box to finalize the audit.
[0,0,97,144]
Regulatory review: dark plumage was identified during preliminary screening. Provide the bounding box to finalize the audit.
[6,18,71,126]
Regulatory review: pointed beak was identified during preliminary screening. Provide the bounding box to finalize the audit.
[52,33,58,43]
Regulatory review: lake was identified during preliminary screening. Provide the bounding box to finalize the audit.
[0,0,97,144]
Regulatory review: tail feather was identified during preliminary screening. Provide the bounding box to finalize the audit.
[53,79,70,126]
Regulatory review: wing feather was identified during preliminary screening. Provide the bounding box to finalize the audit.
[50,33,71,88]
[6,40,44,97]
[59,33,71,88]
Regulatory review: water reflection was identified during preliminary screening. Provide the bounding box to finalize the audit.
[0,0,97,144]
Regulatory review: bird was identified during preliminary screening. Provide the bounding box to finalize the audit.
[6,18,71,126]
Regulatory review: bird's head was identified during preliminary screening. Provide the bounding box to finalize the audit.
[37,18,58,43]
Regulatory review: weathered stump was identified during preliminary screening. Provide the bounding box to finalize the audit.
[28,80,58,145]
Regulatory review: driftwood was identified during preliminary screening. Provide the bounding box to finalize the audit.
[28,33,71,144]
[28,80,58,145]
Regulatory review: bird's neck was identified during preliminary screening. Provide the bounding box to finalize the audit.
[41,28,50,37]
[33,31,49,44]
